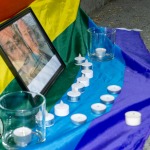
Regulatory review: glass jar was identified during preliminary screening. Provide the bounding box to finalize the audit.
[0,91,46,149]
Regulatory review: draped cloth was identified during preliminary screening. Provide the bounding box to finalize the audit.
[75,30,150,150]
[0,0,150,150]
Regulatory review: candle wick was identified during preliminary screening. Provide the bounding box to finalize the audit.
[82,74,85,77]
[79,53,81,57]
[85,59,88,63]
[72,88,76,92]
[22,130,26,136]
[60,100,64,105]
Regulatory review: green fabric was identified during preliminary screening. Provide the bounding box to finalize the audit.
[53,8,88,64]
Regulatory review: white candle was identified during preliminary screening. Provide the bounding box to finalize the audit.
[13,126,32,147]
[67,90,81,102]
[77,75,89,87]
[125,111,142,126]
[0,119,3,136]
[95,48,106,58]
[91,103,107,114]
[81,60,92,70]
[107,85,121,94]
[71,82,85,93]
[45,113,55,127]
[54,100,69,117]
[81,69,93,79]
[36,110,54,127]
[100,94,115,104]
[74,54,85,65]
[71,113,87,125]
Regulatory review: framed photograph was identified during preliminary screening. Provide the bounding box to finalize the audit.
[0,8,65,95]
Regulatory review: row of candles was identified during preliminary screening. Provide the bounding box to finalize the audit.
[13,53,141,147]
[39,54,123,126]
[35,54,141,127]
[73,54,142,126]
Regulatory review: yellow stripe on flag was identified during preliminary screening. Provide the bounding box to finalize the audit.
[30,0,80,41]
[0,58,14,94]
[0,0,80,94]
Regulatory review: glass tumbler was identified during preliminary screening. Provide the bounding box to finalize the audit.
[0,91,46,149]
[87,27,116,62]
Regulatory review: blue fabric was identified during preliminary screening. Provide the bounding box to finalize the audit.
[25,41,125,149]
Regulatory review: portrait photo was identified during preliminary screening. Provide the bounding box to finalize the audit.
[0,8,65,94]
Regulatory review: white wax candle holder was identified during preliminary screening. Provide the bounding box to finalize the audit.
[91,103,107,114]
[67,90,81,102]
[74,53,85,65]
[125,111,142,126]
[81,69,93,79]
[71,82,85,93]
[95,48,106,58]
[100,94,115,104]
[36,110,55,127]
[77,75,89,87]
[13,126,32,147]
[71,113,87,125]
[81,60,93,70]
[107,85,122,94]
[54,100,69,117]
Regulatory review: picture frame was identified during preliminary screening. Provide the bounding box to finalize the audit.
[0,7,65,95]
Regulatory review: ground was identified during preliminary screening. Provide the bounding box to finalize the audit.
[89,0,150,51]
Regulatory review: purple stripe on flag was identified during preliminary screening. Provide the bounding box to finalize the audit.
[75,30,150,150]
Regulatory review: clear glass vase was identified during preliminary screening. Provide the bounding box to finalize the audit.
[87,27,116,62]
[0,91,46,149]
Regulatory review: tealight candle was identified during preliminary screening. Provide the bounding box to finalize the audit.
[71,113,87,125]
[67,90,81,102]
[95,48,106,58]
[81,60,93,70]
[74,53,85,65]
[54,100,69,117]
[45,113,55,127]
[91,103,107,114]
[0,119,3,136]
[77,75,89,87]
[36,110,55,127]
[71,82,85,93]
[13,126,32,147]
[107,85,122,94]
[125,111,142,126]
[100,94,115,104]
[81,69,93,79]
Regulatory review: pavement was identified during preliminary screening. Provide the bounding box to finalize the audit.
[88,0,150,149]
[89,0,150,51]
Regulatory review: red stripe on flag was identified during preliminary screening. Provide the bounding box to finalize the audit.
[0,0,34,22]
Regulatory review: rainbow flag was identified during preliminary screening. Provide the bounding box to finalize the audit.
[0,0,150,150]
